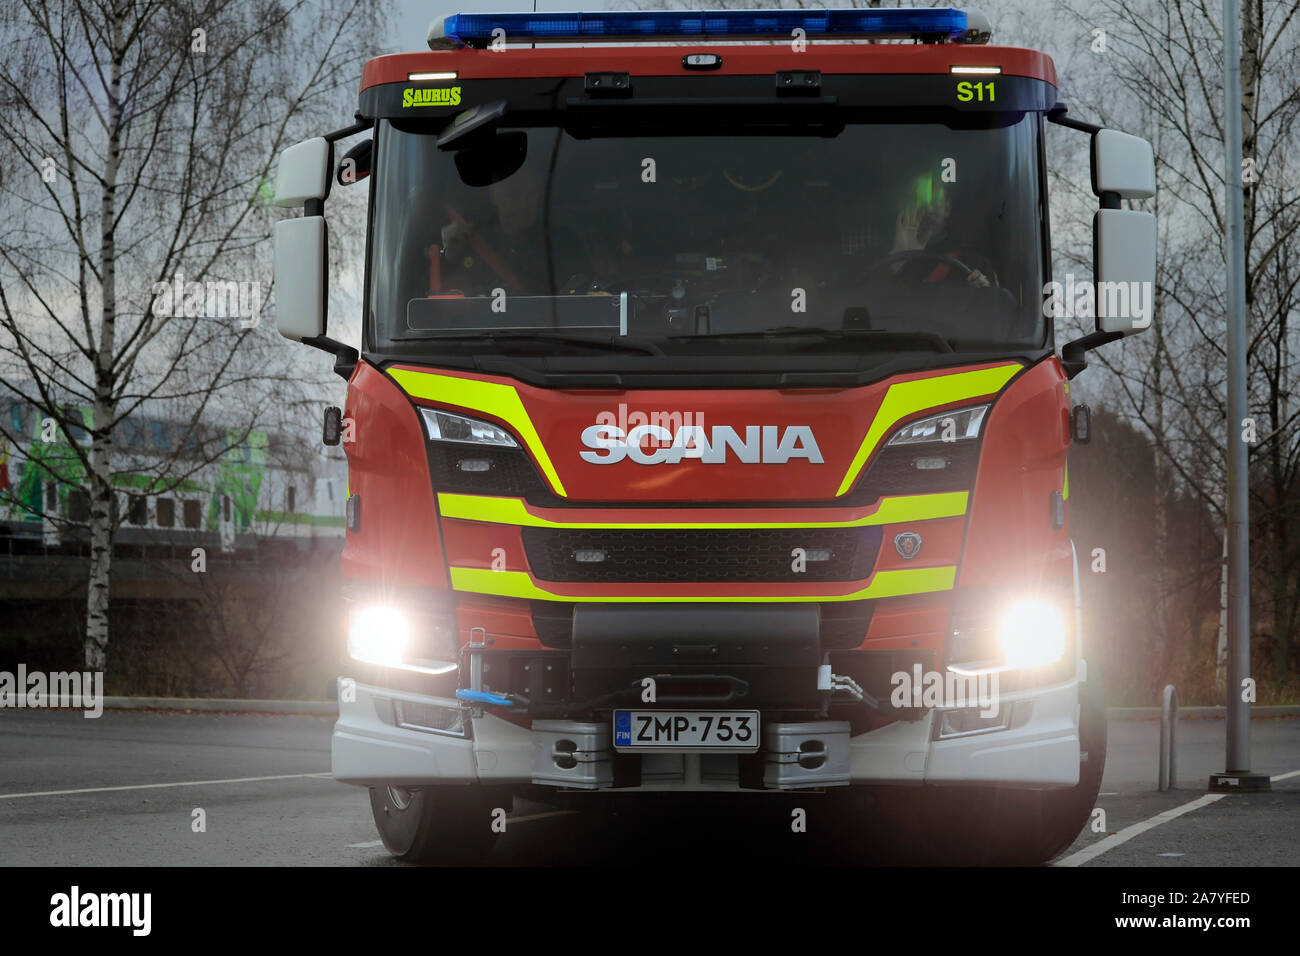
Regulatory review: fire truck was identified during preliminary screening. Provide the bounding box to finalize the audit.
[272,8,1156,864]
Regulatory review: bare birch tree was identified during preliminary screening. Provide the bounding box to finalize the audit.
[0,0,384,669]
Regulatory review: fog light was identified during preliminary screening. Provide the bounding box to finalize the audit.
[348,606,409,666]
[394,700,466,736]
[937,707,1009,739]
[998,600,1067,670]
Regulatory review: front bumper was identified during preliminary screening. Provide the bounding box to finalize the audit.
[332,673,1081,790]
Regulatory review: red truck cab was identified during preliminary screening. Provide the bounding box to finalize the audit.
[272,8,1157,864]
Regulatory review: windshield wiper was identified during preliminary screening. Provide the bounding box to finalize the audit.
[410,330,663,356]
[678,327,954,354]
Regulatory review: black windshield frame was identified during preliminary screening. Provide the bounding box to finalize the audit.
[360,105,1055,384]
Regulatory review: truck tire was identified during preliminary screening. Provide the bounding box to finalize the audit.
[368,784,497,865]
[1032,658,1109,861]
[931,664,1108,865]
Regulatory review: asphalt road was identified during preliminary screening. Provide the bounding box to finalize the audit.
[0,708,1295,866]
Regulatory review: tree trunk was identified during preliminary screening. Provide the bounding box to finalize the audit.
[84,14,125,671]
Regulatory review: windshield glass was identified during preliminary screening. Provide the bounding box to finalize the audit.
[367,111,1045,359]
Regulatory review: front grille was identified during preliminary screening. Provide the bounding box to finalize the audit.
[522,526,882,583]
[529,599,872,648]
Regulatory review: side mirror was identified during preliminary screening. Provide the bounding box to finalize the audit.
[272,137,331,207]
[269,130,362,380]
[1092,129,1156,201]
[1094,208,1156,334]
[274,216,326,341]
[1091,130,1156,336]
[337,139,372,186]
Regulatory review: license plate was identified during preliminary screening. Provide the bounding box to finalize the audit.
[613,710,760,752]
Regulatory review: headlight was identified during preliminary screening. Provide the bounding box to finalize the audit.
[997,599,1068,670]
[346,601,460,674]
[347,606,410,666]
[420,408,517,447]
[948,595,1071,680]
[886,404,988,445]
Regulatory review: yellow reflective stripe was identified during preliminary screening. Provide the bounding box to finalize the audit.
[836,363,1021,497]
[437,491,968,528]
[1062,462,1069,501]
[388,368,568,497]
[449,566,955,602]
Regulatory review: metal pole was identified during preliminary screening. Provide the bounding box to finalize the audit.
[1159,684,1178,791]
[1212,0,1269,791]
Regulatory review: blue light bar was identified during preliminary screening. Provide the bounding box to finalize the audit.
[430,9,982,49]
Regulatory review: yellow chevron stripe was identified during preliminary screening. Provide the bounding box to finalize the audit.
[448,566,956,603]
[388,367,567,497]
[436,491,968,529]
[836,363,1021,496]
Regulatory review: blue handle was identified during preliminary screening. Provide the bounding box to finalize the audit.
[455,689,515,707]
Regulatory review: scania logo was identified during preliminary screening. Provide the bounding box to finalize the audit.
[579,422,823,465]
[894,532,923,560]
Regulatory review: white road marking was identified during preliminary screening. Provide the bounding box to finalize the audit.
[347,840,385,848]
[1099,792,1118,796]
[1055,766,1300,866]
[0,772,332,800]
[1053,793,1227,867]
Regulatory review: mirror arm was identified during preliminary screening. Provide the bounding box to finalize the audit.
[1047,103,1101,135]
[1061,330,1123,379]
[325,115,373,143]
[301,336,359,381]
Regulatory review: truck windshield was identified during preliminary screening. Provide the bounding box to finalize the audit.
[367,112,1045,359]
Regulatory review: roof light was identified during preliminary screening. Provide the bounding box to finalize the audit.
[429,9,992,50]
[950,65,1001,74]
[682,53,723,70]
[408,71,458,81]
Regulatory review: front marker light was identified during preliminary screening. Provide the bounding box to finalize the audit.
[886,405,988,446]
[348,606,410,667]
[997,600,1068,670]
[420,407,518,447]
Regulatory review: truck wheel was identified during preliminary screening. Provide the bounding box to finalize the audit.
[1031,658,1109,861]
[368,784,496,865]
[935,666,1108,865]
